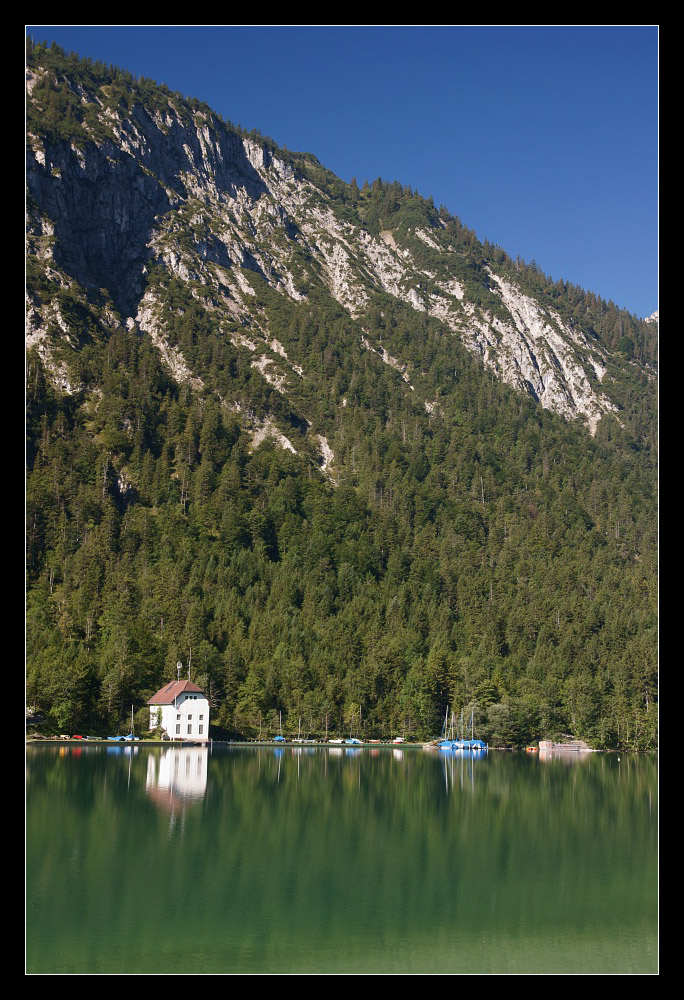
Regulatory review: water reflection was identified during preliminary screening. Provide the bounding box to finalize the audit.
[145,746,208,811]
[26,745,657,974]
[440,746,487,794]
[539,748,594,764]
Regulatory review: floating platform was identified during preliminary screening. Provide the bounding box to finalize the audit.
[538,740,592,753]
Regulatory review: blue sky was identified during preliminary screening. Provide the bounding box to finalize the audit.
[26,25,658,318]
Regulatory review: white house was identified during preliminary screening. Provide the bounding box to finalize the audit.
[147,678,210,742]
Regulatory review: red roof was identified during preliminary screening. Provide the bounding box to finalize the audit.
[146,679,206,705]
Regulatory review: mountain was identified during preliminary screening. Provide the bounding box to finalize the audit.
[25,41,658,748]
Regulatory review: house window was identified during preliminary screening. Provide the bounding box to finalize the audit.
[176,724,180,734]
[188,714,192,720]
[199,725,203,735]
[199,714,204,720]
[176,713,180,720]
[187,725,192,735]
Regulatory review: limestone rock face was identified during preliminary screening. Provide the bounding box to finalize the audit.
[27,136,172,315]
[26,58,652,445]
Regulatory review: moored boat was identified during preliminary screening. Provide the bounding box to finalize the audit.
[437,707,488,751]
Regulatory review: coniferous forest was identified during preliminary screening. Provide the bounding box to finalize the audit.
[26,42,658,748]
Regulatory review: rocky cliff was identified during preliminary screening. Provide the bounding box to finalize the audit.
[27,52,654,458]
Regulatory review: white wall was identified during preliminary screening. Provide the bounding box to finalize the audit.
[150,693,210,741]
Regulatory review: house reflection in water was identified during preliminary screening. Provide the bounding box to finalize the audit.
[145,747,208,813]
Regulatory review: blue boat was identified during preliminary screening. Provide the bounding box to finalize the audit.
[110,708,139,742]
[438,707,454,749]
[438,708,488,751]
[273,711,285,741]
[438,708,465,749]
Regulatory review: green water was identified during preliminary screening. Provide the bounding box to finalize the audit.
[26,745,657,974]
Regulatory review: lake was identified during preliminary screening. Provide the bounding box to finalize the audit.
[26,743,657,974]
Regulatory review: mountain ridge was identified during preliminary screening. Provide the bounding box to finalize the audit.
[26,43,656,443]
[25,41,657,749]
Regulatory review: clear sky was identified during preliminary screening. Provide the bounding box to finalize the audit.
[26,25,658,318]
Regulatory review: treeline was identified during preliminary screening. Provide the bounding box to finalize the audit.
[27,37,226,149]
[302,171,658,369]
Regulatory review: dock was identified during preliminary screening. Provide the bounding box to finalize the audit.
[538,740,592,753]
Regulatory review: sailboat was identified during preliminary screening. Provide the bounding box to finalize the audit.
[109,705,138,742]
[345,705,363,744]
[125,705,139,741]
[273,710,285,742]
[438,707,456,749]
[461,709,487,751]
[439,707,487,751]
